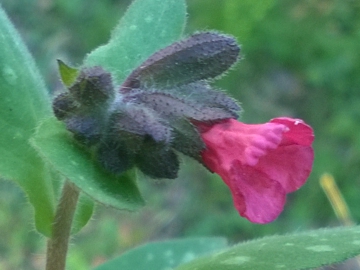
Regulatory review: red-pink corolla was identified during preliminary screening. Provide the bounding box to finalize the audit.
[196,117,314,224]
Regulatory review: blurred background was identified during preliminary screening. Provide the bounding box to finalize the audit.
[1,0,360,269]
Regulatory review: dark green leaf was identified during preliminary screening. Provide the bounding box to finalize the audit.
[30,117,145,211]
[176,226,360,270]
[71,193,94,235]
[0,6,55,236]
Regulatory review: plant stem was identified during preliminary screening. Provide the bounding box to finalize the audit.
[46,180,80,270]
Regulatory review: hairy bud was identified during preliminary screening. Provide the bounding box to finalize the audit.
[135,139,179,179]
[69,66,114,106]
[65,115,103,146]
[109,104,172,143]
[52,92,79,120]
[53,32,241,179]
[121,32,240,90]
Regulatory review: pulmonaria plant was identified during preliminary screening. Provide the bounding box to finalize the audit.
[53,32,314,223]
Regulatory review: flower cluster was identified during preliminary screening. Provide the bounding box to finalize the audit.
[53,31,314,223]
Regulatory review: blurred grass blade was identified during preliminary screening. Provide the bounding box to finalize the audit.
[95,237,228,270]
[0,5,56,236]
[320,173,354,226]
[176,226,360,270]
[84,0,186,85]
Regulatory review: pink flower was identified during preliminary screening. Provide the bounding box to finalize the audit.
[196,117,314,224]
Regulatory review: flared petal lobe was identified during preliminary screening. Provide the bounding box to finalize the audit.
[197,118,314,224]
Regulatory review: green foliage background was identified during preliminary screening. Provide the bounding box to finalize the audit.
[1,0,360,269]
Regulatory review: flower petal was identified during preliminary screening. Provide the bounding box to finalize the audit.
[199,119,287,167]
[197,117,314,223]
[257,117,315,192]
[256,145,314,192]
[226,161,286,223]
[270,117,314,146]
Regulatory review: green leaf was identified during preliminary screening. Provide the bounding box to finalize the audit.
[0,6,56,236]
[57,59,79,87]
[176,226,360,270]
[94,237,228,270]
[30,117,145,211]
[84,0,186,85]
[71,193,95,235]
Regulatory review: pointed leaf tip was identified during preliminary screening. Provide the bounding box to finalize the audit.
[57,59,79,87]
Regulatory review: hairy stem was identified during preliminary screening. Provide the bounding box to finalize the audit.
[46,180,80,270]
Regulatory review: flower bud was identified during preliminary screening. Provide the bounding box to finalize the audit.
[96,138,138,175]
[52,92,79,120]
[69,66,114,106]
[109,103,172,143]
[52,32,244,180]
[122,31,240,90]
[65,115,102,146]
[135,139,179,179]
